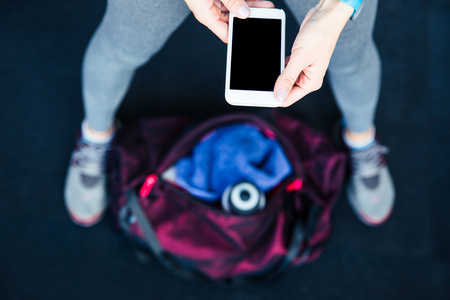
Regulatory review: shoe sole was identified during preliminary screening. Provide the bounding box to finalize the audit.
[67,210,104,228]
[352,204,393,227]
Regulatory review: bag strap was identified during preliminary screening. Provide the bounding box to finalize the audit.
[126,189,318,286]
[126,190,210,282]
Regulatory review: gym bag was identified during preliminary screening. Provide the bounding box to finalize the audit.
[108,111,347,284]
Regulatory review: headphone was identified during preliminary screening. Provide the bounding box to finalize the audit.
[222,181,266,215]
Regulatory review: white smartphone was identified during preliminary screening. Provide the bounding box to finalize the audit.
[225,8,286,107]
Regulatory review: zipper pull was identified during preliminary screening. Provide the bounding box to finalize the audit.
[139,174,158,197]
[286,178,303,192]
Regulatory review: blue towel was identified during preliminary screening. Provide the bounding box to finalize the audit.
[174,123,292,201]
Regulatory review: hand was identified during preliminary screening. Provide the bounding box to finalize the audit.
[274,0,353,107]
[184,0,274,43]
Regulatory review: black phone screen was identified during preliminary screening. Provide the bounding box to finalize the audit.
[230,17,281,92]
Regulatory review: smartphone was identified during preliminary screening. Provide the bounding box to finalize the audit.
[225,8,286,107]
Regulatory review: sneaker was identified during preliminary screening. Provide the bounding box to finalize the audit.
[64,137,111,227]
[347,143,395,226]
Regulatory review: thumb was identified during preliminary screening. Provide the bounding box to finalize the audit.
[222,0,251,18]
[274,55,309,103]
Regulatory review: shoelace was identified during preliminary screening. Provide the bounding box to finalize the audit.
[350,144,389,177]
[73,140,111,174]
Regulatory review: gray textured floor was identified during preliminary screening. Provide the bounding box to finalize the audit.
[1,0,449,299]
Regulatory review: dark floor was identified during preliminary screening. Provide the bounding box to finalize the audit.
[1,0,449,299]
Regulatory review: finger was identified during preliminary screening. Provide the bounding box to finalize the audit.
[214,0,229,12]
[273,54,310,104]
[280,85,309,107]
[247,1,275,8]
[221,0,251,18]
[217,0,274,12]
[206,19,229,43]
[280,70,324,107]
[285,56,290,66]
[222,2,273,27]
[220,12,230,23]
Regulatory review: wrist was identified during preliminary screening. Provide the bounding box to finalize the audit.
[316,0,354,23]
[308,0,353,36]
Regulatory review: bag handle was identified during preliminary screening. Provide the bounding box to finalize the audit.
[156,112,305,179]
[125,189,318,286]
[126,190,208,282]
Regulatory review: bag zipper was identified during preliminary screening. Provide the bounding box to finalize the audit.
[138,173,303,217]
[139,174,158,198]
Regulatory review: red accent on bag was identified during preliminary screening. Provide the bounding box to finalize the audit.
[286,178,303,192]
[139,174,157,197]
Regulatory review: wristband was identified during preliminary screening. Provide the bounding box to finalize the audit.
[339,0,364,20]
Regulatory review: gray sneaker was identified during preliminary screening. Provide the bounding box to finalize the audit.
[347,143,395,226]
[64,138,110,227]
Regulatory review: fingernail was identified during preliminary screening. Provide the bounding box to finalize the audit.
[237,5,251,18]
[276,89,288,104]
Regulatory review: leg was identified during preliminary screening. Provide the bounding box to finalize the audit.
[327,0,381,134]
[83,0,191,133]
[327,1,394,226]
[65,0,191,227]
[284,0,394,226]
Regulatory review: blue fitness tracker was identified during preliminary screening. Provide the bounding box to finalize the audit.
[339,0,364,20]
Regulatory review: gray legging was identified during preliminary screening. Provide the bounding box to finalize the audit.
[82,0,380,134]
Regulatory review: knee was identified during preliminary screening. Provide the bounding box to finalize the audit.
[95,6,180,67]
[96,0,190,68]
[97,24,163,68]
[329,38,380,76]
